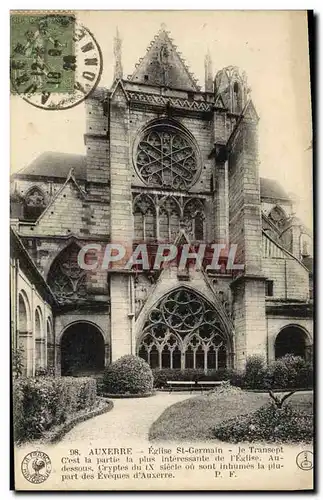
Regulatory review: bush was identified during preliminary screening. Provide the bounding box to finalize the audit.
[152,368,234,388]
[12,376,97,442]
[241,355,313,390]
[95,375,105,396]
[264,355,313,390]
[12,380,24,442]
[103,355,153,395]
[229,370,245,388]
[35,366,56,377]
[244,355,266,389]
[213,402,313,443]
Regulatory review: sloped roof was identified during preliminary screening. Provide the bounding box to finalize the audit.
[14,152,87,181]
[10,227,57,305]
[260,177,291,201]
[129,27,200,91]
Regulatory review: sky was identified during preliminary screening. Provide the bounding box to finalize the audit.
[10,10,313,228]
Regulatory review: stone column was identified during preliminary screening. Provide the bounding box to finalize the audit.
[229,102,267,370]
[109,82,133,361]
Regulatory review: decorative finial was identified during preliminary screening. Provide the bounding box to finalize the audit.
[204,48,213,92]
[160,22,167,31]
[113,27,123,80]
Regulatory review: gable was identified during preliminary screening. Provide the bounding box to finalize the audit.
[130,29,200,91]
[33,180,87,237]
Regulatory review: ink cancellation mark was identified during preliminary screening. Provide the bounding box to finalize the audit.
[10,13,102,110]
[21,451,52,484]
[296,451,313,471]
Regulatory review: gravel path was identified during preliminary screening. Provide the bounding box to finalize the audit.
[59,392,195,445]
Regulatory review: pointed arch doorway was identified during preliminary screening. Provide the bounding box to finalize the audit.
[137,287,232,371]
[60,322,105,376]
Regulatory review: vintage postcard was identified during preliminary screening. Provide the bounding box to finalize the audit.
[10,10,314,491]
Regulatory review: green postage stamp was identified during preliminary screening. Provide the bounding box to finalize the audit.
[10,12,102,109]
[10,14,76,95]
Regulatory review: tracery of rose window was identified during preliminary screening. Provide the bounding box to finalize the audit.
[135,124,200,190]
[138,288,228,371]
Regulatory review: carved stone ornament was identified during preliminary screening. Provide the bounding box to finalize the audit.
[135,123,200,190]
[138,288,229,370]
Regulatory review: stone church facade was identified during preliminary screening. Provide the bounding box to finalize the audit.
[10,27,313,377]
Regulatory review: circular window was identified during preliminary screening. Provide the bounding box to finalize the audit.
[134,123,200,190]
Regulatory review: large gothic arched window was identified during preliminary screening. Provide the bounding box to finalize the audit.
[138,288,229,371]
[134,122,200,190]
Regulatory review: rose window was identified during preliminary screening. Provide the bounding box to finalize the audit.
[135,124,200,190]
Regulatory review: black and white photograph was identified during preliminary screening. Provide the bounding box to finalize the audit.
[9,10,313,491]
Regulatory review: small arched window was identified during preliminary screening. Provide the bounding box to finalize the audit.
[183,198,205,241]
[24,187,47,221]
[17,292,30,375]
[35,307,45,370]
[159,197,181,241]
[268,205,286,226]
[133,194,156,241]
[232,81,242,113]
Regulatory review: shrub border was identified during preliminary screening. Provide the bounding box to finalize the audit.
[100,391,156,399]
[41,397,114,444]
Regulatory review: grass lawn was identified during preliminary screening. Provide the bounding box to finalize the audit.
[149,390,313,442]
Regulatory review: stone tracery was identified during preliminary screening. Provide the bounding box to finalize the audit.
[133,193,206,242]
[138,288,229,370]
[135,124,199,190]
[24,186,47,220]
[47,243,87,304]
[133,193,156,240]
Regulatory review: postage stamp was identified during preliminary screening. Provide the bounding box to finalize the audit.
[10,13,102,110]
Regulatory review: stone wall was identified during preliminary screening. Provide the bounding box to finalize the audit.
[262,257,309,301]
[11,257,53,377]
